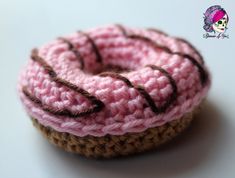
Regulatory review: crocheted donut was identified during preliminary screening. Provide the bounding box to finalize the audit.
[18,24,211,158]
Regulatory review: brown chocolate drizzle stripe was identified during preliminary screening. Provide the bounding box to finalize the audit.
[58,37,84,69]
[147,28,168,36]
[116,24,208,86]
[148,28,204,65]
[175,37,204,64]
[99,72,133,87]
[99,65,177,113]
[22,48,105,118]
[145,64,178,112]
[78,31,103,63]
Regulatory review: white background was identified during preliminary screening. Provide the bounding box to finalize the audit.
[0,0,235,177]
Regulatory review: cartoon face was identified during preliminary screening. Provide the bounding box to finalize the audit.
[212,14,228,33]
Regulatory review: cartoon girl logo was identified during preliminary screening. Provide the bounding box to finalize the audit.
[203,5,229,39]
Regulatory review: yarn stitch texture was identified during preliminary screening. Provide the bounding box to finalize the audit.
[18,24,211,137]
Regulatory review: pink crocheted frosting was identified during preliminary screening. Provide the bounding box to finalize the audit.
[18,24,211,137]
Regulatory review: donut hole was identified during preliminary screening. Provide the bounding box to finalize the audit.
[79,36,145,75]
[82,55,138,75]
[93,63,132,74]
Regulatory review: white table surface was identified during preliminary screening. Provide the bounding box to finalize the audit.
[1,0,235,177]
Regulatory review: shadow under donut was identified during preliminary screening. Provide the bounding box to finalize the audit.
[34,100,228,178]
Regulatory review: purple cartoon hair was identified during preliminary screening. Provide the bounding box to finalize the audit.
[203,5,229,32]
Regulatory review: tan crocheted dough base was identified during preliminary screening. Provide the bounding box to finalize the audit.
[31,103,203,158]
